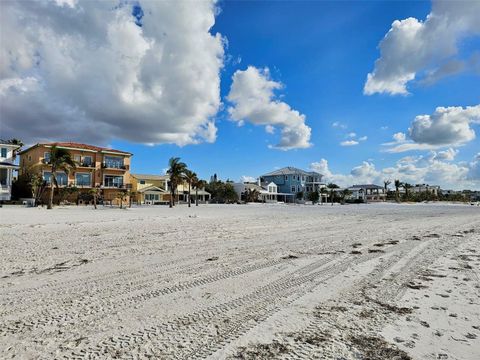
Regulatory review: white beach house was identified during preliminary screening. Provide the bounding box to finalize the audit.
[0,141,21,201]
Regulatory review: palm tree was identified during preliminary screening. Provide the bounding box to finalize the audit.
[89,187,100,209]
[183,169,197,208]
[341,188,352,204]
[192,178,206,206]
[327,183,339,206]
[403,183,412,200]
[383,180,391,202]
[394,179,403,203]
[245,188,260,203]
[46,145,76,209]
[320,187,328,205]
[167,157,187,208]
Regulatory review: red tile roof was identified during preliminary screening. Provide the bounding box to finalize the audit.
[19,142,132,155]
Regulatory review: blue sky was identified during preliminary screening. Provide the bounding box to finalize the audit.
[1,0,479,188]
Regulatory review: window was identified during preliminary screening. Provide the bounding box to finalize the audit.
[145,194,159,201]
[83,156,92,165]
[104,175,123,187]
[291,186,296,193]
[0,148,6,158]
[140,180,146,185]
[75,173,91,186]
[285,175,288,181]
[43,172,68,186]
[104,156,124,169]
[74,155,81,163]
[44,152,51,162]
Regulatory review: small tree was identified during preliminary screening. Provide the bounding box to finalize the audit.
[394,179,403,203]
[295,191,304,203]
[116,190,128,209]
[307,191,320,204]
[89,187,101,209]
[224,183,239,203]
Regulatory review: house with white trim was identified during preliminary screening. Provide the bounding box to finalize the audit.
[0,140,21,201]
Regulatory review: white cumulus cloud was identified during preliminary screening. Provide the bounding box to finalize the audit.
[340,140,359,146]
[0,0,225,146]
[364,0,480,95]
[310,152,480,190]
[385,105,480,153]
[227,66,312,150]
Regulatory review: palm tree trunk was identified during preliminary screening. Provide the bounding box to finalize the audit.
[93,194,97,209]
[48,167,56,209]
[196,188,199,206]
[188,183,191,208]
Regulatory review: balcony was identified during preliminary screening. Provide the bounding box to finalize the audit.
[72,182,93,188]
[101,183,131,189]
[101,162,127,170]
[78,162,95,168]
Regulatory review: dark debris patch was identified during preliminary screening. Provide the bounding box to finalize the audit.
[349,335,412,360]
[229,340,288,359]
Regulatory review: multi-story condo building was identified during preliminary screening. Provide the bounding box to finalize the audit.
[260,167,324,201]
[19,142,132,203]
[0,140,21,201]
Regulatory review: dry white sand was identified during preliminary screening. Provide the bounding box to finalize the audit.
[0,203,479,359]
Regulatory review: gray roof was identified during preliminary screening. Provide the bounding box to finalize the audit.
[262,167,322,177]
[349,184,384,190]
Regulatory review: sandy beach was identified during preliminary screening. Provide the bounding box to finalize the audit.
[0,203,479,359]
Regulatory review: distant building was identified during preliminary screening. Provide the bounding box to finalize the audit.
[130,174,210,205]
[233,180,278,203]
[260,167,324,202]
[0,140,21,201]
[19,142,132,204]
[411,184,440,196]
[348,184,386,202]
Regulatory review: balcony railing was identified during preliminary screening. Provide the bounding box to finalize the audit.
[101,183,131,189]
[78,162,95,168]
[102,162,127,170]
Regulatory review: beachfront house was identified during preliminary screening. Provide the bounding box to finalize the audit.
[0,140,21,201]
[233,180,278,203]
[260,167,324,202]
[19,142,132,205]
[130,174,170,205]
[130,174,211,205]
[411,184,440,196]
[348,184,386,202]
